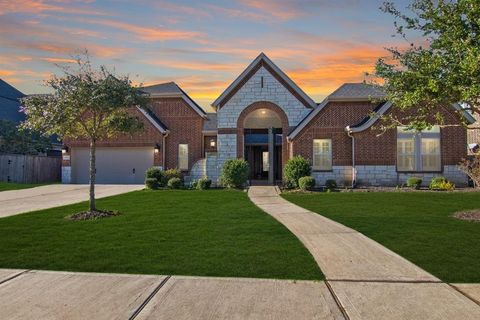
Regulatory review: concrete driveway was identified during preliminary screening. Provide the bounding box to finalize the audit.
[0,184,144,218]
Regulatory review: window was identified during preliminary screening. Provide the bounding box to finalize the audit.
[262,151,269,172]
[396,126,441,172]
[178,144,188,171]
[313,139,332,170]
[397,138,415,171]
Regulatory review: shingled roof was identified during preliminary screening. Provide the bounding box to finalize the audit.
[328,83,386,101]
[140,82,207,118]
[0,79,26,123]
[203,113,217,132]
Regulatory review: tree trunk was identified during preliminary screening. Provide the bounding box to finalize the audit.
[89,139,96,212]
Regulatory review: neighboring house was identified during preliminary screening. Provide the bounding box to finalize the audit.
[0,78,26,123]
[61,53,474,186]
[0,79,62,155]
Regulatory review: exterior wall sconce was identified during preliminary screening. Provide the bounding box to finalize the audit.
[210,139,216,147]
[61,146,69,154]
[154,144,160,153]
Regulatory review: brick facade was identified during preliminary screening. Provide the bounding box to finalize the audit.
[291,101,468,186]
[149,97,204,171]
[62,54,470,186]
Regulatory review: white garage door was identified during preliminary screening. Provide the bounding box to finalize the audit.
[71,147,154,184]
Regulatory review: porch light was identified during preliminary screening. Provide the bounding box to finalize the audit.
[61,146,69,154]
[154,144,160,153]
[210,139,216,147]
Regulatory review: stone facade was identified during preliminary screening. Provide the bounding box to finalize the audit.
[312,166,353,187]
[354,165,467,187]
[217,66,310,129]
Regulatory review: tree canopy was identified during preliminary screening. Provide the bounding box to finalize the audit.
[373,0,480,130]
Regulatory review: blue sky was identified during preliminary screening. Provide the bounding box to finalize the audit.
[0,0,412,109]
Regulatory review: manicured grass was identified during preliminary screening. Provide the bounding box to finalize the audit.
[0,182,52,191]
[0,189,323,280]
[283,192,480,283]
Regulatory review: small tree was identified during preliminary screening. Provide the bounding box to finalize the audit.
[21,55,146,214]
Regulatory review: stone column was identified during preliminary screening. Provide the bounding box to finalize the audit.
[268,127,274,185]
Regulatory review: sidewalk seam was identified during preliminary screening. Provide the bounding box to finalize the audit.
[0,269,30,286]
[129,275,171,320]
[448,283,480,307]
[325,280,350,320]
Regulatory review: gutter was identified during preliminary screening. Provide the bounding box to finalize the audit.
[162,131,169,169]
[346,126,356,188]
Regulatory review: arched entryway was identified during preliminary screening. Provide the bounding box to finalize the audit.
[237,101,289,185]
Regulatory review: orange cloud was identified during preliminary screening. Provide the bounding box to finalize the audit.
[84,19,203,42]
[143,59,245,72]
[40,57,77,63]
[0,0,105,16]
[236,0,303,20]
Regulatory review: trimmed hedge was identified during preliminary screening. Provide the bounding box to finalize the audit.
[325,179,337,190]
[283,156,311,189]
[167,177,183,189]
[299,176,316,191]
[406,177,422,189]
[220,159,249,188]
[195,177,212,190]
[145,167,166,186]
[145,177,159,190]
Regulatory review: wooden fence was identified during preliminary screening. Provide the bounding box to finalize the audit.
[0,154,61,183]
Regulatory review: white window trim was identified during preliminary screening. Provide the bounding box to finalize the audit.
[312,139,332,171]
[396,127,441,172]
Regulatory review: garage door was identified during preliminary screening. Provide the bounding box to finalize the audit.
[71,147,154,184]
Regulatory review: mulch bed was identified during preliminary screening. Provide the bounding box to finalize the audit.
[452,210,480,222]
[68,210,120,221]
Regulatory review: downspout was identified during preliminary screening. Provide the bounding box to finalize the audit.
[162,131,169,170]
[346,126,356,188]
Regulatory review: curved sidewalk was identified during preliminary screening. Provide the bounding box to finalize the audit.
[248,186,480,319]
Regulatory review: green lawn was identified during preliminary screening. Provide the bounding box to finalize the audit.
[0,189,322,280]
[283,192,480,283]
[0,182,52,191]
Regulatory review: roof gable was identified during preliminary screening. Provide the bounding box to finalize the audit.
[140,82,207,118]
[212,53,316,110]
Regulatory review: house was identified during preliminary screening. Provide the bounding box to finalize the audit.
[61,53,474,186]
[0,79,26,123]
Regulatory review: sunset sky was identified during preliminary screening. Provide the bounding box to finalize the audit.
[1,0,412,110]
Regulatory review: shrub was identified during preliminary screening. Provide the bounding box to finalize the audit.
[167,177,183,189]
[196,177,212,190]
[429,176,455,191]
[283,156,311,189]
[437,180,455,191]
[298,176,316,191]
[145,167,166,186]
[145,177,159,190]
[430,177,455,191]
[429,176,447,189]
[164,168,182,182]
[325,179,337,190]
[220,159,249,188]
[406,177,422,189]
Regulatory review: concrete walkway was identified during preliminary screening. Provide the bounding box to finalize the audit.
[0,184,144,218]
[248,186,480,319]
[0,269,344,320]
